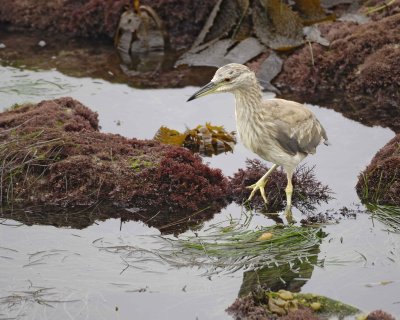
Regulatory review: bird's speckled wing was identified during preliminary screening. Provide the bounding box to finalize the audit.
[262,99,328,155]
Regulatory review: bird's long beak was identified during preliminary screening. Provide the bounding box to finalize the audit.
[187,81,217,102]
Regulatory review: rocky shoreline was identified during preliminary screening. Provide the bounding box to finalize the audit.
[0,0,399,207]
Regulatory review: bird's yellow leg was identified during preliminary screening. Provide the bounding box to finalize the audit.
[284,172,295,223]
[247,164,278,203]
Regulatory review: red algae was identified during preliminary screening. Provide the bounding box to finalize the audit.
[0,97,229,214]
[275,12,400,132]
[356,133,400,206]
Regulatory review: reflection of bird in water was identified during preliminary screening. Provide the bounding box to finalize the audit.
[188,63,329,222]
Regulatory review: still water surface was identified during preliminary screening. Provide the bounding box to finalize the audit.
[0,66,399,319]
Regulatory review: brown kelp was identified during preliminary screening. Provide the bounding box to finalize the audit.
[154,123,236,156]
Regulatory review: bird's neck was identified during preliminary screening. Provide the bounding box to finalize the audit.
[234,83,263,115]
[233,83,264,151]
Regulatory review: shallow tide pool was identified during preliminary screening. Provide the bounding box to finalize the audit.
[0,66,399,319]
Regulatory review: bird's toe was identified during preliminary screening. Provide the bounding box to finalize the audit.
[246,183,257,189]
[260,187,268,203]
[245,180,268,203]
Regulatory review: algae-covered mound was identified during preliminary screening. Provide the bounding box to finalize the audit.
[226,289,364,320]
[275,10,400,132]
[356,133,400,206]
[227,288,397,319]
[0,97,229,212]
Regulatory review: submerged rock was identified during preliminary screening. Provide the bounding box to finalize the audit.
[0,97,229,215]
[356,133,400,206]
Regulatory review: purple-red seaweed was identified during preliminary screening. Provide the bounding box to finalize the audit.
[356,133,400,205]
[275,10,400,132]
[0,97,229,214]
[229,159,332,215]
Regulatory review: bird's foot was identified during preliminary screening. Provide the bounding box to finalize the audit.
[246,179,268,203]
[284,206,296,224]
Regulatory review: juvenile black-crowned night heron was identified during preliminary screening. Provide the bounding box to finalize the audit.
[187,63,329,222]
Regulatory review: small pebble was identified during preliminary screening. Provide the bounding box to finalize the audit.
[278,290,293,300]
[257,232,273,241]
[38,40,46,47]
[310,302,321,311]
[0,43,6,49]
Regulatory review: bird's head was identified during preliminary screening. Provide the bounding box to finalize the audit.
[187,63,256,101]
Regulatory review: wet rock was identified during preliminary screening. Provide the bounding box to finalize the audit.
[176,37,266,68]
[254,51,283,93]
[176,0,333,69]
[275,10,400,132]
[0,98,229,215]
[356,133,400,206]
[253,0,304,50]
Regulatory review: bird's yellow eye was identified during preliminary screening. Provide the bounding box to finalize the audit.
[225,78,231,82]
